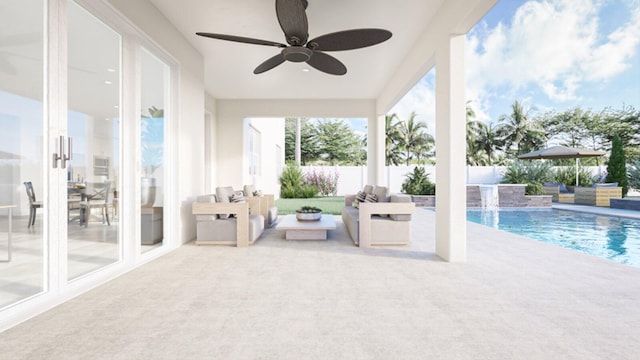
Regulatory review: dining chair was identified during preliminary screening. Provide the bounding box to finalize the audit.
[24,181,43,228]
[79,181,111,226]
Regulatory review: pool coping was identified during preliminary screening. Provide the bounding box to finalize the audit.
[552,203,640,220]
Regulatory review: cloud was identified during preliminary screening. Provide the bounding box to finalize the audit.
[388,71,437,135]
[466,0,640,117]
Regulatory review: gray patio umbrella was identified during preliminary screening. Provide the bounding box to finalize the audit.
[517,145,606,186]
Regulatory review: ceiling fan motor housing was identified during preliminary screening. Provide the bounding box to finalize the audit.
[282,46,313,62]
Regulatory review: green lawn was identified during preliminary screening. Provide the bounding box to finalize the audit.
[275,197,345,215]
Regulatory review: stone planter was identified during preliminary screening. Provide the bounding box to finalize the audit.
[296,210,322,221]
[410,195,435,207]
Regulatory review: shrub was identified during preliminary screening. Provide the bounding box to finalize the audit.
[299,184,319,198]
[304,169,339,197]
[554,165,594,187]
[606,134,629,197]
[401,166,436,195]
[628,161,640,192]
[501,161,553,195]
[279,166,318,198]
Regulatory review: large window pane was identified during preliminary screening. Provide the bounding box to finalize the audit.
[67,0,121,279]
[140,48,168,252]
[0,0,45,308]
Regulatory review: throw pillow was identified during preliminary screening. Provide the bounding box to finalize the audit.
[243,185,256,197]
[364,193,378,203]
[215,186,234,219]
[373,186,389,217]
[253,190,263,197]
[353,190,366,208]
[231,191,245,203]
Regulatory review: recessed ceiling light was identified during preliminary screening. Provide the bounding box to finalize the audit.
[107,68,116,72]
[104,80,113,85]
[302,68,310,72]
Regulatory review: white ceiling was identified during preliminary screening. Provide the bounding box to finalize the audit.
[148,0,445,100]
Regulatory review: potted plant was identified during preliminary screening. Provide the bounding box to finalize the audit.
[296,206,322,221]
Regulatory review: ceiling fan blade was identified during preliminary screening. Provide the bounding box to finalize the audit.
[196,32,287,48]
[276,0,309,45]
[307,51,347,76]
[254,54,286,74]
[308,29,392,51]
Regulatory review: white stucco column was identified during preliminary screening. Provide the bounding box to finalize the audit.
[435,34,466,262]
[367,115,386,185]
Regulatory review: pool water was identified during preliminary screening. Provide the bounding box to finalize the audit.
[467,209,640,267]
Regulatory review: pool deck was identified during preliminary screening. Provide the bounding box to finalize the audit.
[552,203,640,220]
[2,209,639,359]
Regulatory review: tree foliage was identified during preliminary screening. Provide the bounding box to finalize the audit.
[606,134,629,197]
[384,112,434,165]
[497,100,547,157]
[385,114,403,166]
[466,102,639,170]
[628,161,640,191]
[284,118,320,165]
[284,118,364,165]
[314,119,364,165]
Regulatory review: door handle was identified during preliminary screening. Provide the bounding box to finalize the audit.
[62,137,72,169]
[53,136,73,169]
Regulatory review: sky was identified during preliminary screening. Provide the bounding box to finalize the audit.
[389,0,640,136]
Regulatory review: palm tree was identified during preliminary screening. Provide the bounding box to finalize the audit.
[476,122,503,165]
[398,112,433,165]
[385,113,403,165]
[466,101,485,165]
[497,100,546,157]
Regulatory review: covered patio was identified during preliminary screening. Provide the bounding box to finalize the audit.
[2,209,639,359]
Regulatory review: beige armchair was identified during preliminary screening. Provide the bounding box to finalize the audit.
[341,186,416,247]
[192,189,265,247]
[243,185,278,227]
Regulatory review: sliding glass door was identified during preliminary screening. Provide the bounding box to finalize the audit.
[140,48,168,253]
[0,0,173,316]
[0,0,45,308]
[66,0,121,280]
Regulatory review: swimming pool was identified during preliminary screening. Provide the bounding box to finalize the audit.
[466,209,640,267]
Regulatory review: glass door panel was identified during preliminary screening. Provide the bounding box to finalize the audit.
[0,0,45,308]
[140,48,168,253]
[67,1,121,280]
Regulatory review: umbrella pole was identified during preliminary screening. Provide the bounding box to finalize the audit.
[576,158,579,187]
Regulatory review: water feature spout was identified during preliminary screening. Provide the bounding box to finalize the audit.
[479,184,499,210]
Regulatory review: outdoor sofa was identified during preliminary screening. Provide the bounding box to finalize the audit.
[543,182,575,203]
[341,185,415,247]
[574,183,622,207]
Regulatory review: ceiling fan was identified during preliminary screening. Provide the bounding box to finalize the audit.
[196,0,392,75]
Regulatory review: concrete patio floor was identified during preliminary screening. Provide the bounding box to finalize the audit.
[1,208,639,359]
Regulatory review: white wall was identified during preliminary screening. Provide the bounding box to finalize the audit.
[246,118,285,198]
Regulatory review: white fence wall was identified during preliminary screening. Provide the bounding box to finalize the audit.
[299,165,605,195]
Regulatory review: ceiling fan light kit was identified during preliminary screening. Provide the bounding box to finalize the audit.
[196,0,392,75]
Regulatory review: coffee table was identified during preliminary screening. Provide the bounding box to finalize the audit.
[275,214,336,240]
